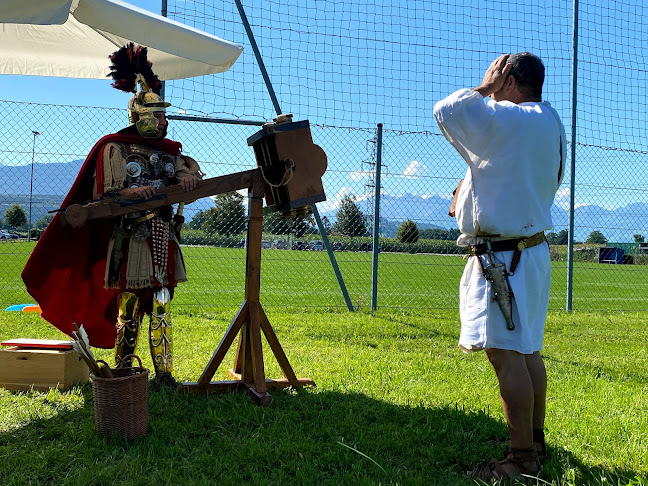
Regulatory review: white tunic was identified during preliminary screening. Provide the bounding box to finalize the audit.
[433,89,565,353]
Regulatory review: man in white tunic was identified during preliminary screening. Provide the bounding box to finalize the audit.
[433,52,565,481]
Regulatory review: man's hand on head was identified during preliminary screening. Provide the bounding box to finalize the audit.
[474,54,512,98]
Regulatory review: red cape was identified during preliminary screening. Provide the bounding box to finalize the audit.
[22,132,182,349]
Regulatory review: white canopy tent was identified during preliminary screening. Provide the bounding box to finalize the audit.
[0,0,243,80]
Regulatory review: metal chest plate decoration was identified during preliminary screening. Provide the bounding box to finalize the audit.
[125,144,177,189]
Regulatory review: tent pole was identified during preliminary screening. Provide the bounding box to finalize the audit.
[160,0,168,100]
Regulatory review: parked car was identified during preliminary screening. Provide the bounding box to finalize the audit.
[359,243,381,253]
[234,239,246,248]
[292,240,307,250]
[331,242,344,251]
[271,239,289,249]
[309,240,324,251]
[261,240,271,249]
[0,230,20,240]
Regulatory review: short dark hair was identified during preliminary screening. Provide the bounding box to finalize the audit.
[507,52,544,100]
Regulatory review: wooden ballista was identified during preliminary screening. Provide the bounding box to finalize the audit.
[63,117,327,406]
[61,170,258,227]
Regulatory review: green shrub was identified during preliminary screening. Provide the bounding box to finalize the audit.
[634,254,648,265]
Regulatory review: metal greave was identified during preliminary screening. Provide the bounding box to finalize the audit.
[149,287,173,373]
[115,292,141,366]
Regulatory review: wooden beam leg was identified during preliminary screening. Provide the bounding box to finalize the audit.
[238,323,255,383]
[197,302,248,385]
[258,306,299,385]
[232,327,243,375]
[248,301,267,393]
[244,384,273,407]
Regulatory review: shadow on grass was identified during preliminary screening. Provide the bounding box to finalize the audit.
[0,385,642,486]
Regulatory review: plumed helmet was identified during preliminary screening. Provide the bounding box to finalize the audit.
[108,43,171,138]
[127,90,171,136]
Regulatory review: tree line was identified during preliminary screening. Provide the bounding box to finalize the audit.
[547,229,646,245]
[10,196,638,247]
[184,194,460,243]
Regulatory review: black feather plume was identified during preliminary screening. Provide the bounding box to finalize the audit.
[107,42,162,94]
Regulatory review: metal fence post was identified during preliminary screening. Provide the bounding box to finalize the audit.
[235,0,354,310]
[235,0,282,117]
[312,207,354,311]
[566,0,579,312]
[371,124,383,311]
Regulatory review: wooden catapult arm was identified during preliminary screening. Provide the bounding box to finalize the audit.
[61,170,259,227]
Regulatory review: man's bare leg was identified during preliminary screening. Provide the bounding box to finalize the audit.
[525,351,547,455]
[485,348,534,449]
[525,351,547,429]
[468,348,540,480]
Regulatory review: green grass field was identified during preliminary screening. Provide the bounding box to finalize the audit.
[1,240,647,484]
[2,240,648,312]
[0,307,647,485]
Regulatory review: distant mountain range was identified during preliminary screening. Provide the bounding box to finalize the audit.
[2,161,648,242]
[0,160,212,224]
[322,192,648,243]
[0,159,84,196]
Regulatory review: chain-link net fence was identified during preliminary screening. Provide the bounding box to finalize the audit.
[2,0,648,312]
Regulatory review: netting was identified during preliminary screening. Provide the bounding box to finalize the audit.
[164,0,574,132]
[2,0,648,313]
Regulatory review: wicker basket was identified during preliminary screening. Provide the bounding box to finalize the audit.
[90,355,150,439]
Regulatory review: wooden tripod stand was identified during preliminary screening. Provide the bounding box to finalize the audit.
[179,170,315,406]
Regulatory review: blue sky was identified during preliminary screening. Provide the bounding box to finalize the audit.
[2,0,648,218]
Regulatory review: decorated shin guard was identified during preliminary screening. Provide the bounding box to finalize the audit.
[149,287,173,374]
[115,292,141,367]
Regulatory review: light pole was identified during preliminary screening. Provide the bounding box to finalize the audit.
[28,131,40,243]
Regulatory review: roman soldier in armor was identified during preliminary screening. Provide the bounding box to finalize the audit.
[22,43,202,389]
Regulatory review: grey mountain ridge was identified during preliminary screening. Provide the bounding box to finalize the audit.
[1,161,646,242]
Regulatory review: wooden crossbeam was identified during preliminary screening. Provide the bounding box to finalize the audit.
[61,170,258,227]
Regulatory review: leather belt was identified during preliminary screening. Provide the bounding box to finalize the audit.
[468,232,546,257]
[469,232,546,275]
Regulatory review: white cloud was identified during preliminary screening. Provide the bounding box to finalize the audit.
[349,170,374,181]
[400,160,426,179]
[554,187,588,210]
[317,186,356,212]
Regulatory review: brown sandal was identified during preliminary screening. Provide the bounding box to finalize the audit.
[467,447,540,482]
[533,429,547,460]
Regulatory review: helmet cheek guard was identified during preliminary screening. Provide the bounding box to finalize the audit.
[136,114,163,138]
[129,92,171,138]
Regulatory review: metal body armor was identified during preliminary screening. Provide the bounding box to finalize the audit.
[106,143,178,289]
[114,143,177,373]
[124,143,177,190]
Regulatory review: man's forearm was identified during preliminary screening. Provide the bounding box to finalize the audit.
[473,85,494,98]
